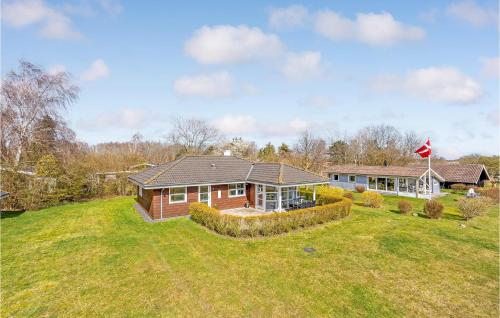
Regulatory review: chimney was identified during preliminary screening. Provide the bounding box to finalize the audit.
[223,149,232,156]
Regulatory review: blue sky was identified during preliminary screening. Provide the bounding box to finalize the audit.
[2,0,499,159]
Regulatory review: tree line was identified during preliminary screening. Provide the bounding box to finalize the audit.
[1,61,496,211]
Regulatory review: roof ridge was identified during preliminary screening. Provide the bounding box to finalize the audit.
[144,156,186,185]
[245,164,255,181]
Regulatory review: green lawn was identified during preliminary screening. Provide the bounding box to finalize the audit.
[2,193,498,317]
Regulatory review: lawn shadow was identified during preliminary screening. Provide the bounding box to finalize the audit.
[442,213,463,221]
[1,210,25,219]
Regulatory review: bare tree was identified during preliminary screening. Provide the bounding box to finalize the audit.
[167,117,221,155]
[293,131,326,172]
[1,61,79,165]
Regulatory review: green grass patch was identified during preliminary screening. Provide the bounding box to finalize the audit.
[2,193,498,317]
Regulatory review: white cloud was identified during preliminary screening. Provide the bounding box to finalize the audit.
[184,25,284,64]
[2,0,81,39]
[371,66,482,104]
[173,71,234,98]
[480,57,499,78]
[446,0,498,27]
[299,95,335,108]
[81,59,110,81]
[269,5,309,30]
[212,114,310,137]
[212,115,258,135]
[78,108,146,131]
[281,51,325,81]
[315,10,425,45]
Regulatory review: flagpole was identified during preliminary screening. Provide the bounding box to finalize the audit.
[428,139,431,199]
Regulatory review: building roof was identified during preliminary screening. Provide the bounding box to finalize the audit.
[326,165,445,181]
[431,164,490,184]
[0,191,9,199]
[129,155,328,188]
[246,163,327,185]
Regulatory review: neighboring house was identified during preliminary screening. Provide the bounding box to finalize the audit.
[128,155,328,220]
[96,163,156,183]
[326,165,444,199]
[0,191,9,200]
[431,164,491,188]
[0,167,57,191]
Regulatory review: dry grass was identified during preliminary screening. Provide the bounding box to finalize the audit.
[1,193,498,317]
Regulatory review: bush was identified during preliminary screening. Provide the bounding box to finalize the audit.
[457,197,489,220]
[397,200,412,214]
[355,185,366,193]
[450,183,468,192]
[343,192,354,200]
[424,199,444,219]
[315,185,344,205]
[477,188,499,203]
[189,199,352,237]
[361,191,383,208]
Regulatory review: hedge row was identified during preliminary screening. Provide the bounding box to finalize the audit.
[189,198,352,237]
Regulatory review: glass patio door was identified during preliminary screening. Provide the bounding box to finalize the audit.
[256,184,264,209]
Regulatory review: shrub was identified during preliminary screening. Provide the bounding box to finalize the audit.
[457,197,489,220]
[189,199,352,237]
[450,183,468,192]
[397,200,412,214]
[361,191,383,208]
[355,185,366,193]
[424,199,444,219]
[315,185,344,205]
[478,188,499,203]
[343,192,354,200]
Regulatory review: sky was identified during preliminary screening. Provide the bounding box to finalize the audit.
[2,0,499,159]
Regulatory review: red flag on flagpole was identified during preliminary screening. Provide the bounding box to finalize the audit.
[415,138,431,158]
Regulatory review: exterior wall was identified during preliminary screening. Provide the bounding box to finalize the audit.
[137,187,157,219]
[356,175,368,185]
[137,183,253,219]
[338,174,349,182]
[210,184,248,210]
[329,174,442,198]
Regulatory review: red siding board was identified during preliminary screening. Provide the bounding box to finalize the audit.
[137,183,255,219]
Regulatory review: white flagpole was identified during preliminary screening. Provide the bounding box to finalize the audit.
[428,143,431,199]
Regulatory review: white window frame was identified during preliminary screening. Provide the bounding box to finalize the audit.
[228,183,246,198]
[138,186,143,197]
[169,186,187,204]
[348,175,356,183]
[331,174,339,181]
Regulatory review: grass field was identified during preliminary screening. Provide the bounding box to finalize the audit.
[2,192,498,317]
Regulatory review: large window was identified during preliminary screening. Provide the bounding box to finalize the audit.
[228,183,245,197]
[368,177,376,189]
[281,186,298,209]
[377,177,387,191]
[348,175,356,183]
[265,186,278,211]
[198,186,210,204]
[387,178,395,191]
[399,178,408,192]
[407,179,416,193]
[169,187,186,203]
